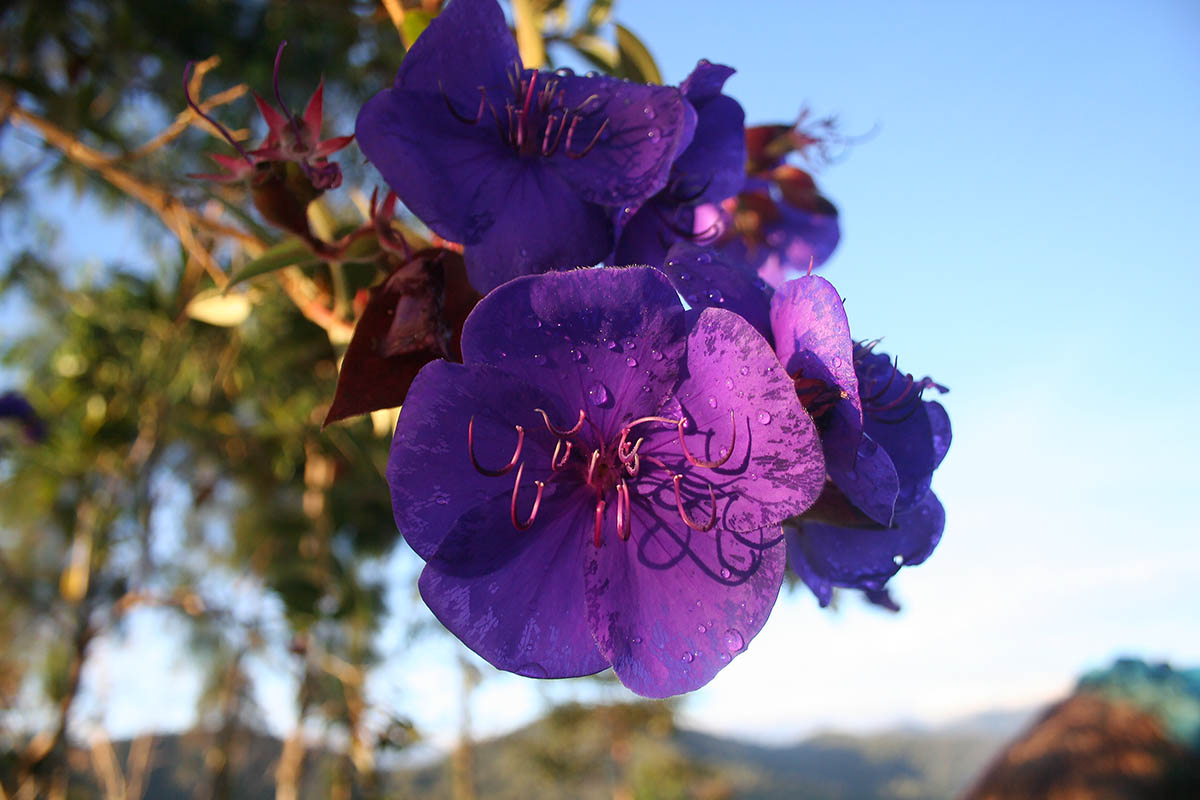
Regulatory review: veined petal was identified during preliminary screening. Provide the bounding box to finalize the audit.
[462,163,613,293]
[460,266,686,442]
[769,275,862,470]
[395,0,518,98]
[663,243,772,340]
[584,498,785,697]
[419,490,609,678]
[549,74,693,210]
[388,360,565,560]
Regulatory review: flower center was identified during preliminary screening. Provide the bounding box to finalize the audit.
[441,66,610,160]
[466,406,738,546]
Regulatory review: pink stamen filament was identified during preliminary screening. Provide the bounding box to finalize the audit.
[551,438,573,470]
[510,463,544,531]
[565,116,609,159]
[440,83,487,125]
[593,499,607,547]
[535,407,586,437]
[467,416,524,477]
[183,62,253,165]
[673,474,718,532]
[586,449,601,485]
[676,410,736,469]
[616,480,632,541]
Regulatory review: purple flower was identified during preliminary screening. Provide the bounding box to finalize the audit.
[387,267,824,696]
[0,391,45,443]
[612,61,746,268]
[355,0,694,294]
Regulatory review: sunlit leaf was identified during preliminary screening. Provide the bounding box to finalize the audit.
[615,23,662,85]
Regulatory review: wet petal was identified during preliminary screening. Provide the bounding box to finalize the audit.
[927,400,952,470]
[550,74,694,209]
[662,243,771,340]
[419,490,609,678]
[769,275,862,470]
[828,434,900,526]
[611,199,692,269]
[463,163,613,293]
[584,498,785,697]
[387,361,565,560]
[460,266,687,442]
[673,61,746,206]
[787,491,944,596]
[657,307,825,532]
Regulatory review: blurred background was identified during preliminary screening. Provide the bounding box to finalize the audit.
[1,0,1198,797]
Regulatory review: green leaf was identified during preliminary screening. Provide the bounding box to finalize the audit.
[400,10,435,49]
[614,24,662,85]
[511,0,548,69]
[226,238,316,288]
[568,32,619,73]
[586,0,614,29]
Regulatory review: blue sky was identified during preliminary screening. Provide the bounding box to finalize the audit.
[10,0,1200,750]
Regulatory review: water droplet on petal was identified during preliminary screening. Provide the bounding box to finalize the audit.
[757,410,772,425]
[554,67,575,77]
[531,353,545,365]
[723,628,745,652]
[707,396,718,409]
[642,104,657,119]
[626,356,638,367]
[719,567,731,579]
[568,347,583,362]
[697,624,707,633]
[739,366,750,376]
[706,288,724,304]
[724,377,734,390]
[499,350,508,359]
[832,355,842,368]
[650,349,664,361]
[641,384,650,393]
[719,653,730,662]
[893,554,905,566]
[587,382,609,406]
[647,127,661,141]
[605,339,618,351]
[680,651,694,663]
[678,272,691,281]
[631,636,642,645]
[697,251,712,263]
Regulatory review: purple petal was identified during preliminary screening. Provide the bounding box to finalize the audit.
[662,243,772,340]
[858,351,937,512]
[725,204,841,290]
[460,266,687,442]
[463,164,613,293]
[787,491,945,595]
[863,587,901,612]
[549,74,694,210]
[610,199,692,268]
[387,361,564,560]
[584,501,785,697]
[666,307,825,532]
[673,61,746,206]
[827,434,900,527]
[927,400,952,469]
[769,275,861,470]
[356,89,514,245]
[419,490,610,678]
[395,0,518,98]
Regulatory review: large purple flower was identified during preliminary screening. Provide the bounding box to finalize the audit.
[356,0,694,294]
[387,267,824,696]
[612,61,746,268]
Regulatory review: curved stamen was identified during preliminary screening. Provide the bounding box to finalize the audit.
[565,116,610,159]
[586,449,601,485]
[676,410,736,469]
[551,438,573,470]
[541,111,568,157]
[467,416,524,477]
[593,498,607,547]
[440,82,487,125]
[669,172,715,205]
[510,463,544,531]
[272,42,304,145]
[183,62,253,164]
[672,474,717,532]
[534,407,586,437]
[861,355,900,403]
[616,480,632,541]
[870,372,916,412]
[623,415,684,431]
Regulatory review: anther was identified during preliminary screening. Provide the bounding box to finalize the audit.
[676,410,736,469]
[467,416,524,477]
[535,407,586,437]
[616,480,632,541]
[593,498,607,547]
[565,116,610,159]
[672,474,717,532]
[510,463,544,531]
[551,438,573,470]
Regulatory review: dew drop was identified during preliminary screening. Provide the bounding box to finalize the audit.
[626,356,638,367]
[622,337,637,350]
[706,288,724,304]
[665,258,679,269]
[832,355,842,368]
[568,347,583,362]
[647,127,661,142]
[554,67,575,77]
[719,653,730,662]
[697,624,707,633]
[723,628,745,653]
[739,366,750,376]
[499,350,508,359]
[893,554,905,566]
[650,349,664,361]
[587,382,609,405]
[605,339,618,351]
[641,384,651,393]
[724,377,734,390]
[756,410,772,425]
[678,271,691,281]
[531,353,545,365]
[680,651,695,664]
[707,396,718,409]
[631,636,642,645]
[719,567,731,579]
[642,104,657,119]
